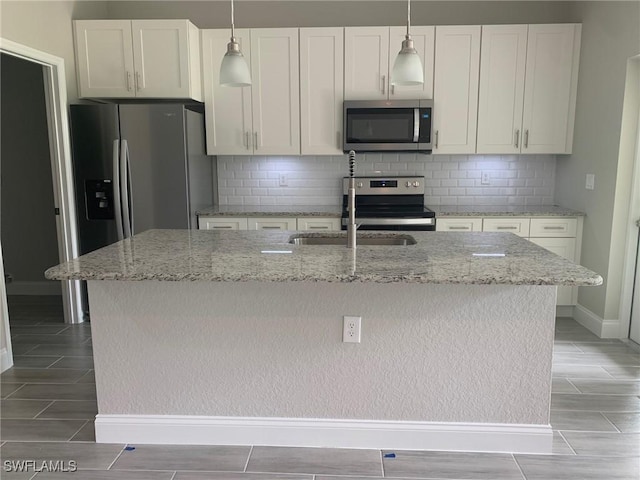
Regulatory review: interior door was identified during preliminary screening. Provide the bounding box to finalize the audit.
[630,223,640,344]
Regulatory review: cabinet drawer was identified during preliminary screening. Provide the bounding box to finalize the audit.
[436,218,482,232]
[530,218,577,237]
[297,217,341,231]
[482,218,530,237]
[248,217,297,230]
[199,217,248,230]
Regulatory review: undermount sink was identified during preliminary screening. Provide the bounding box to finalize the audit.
[288,234,417,246]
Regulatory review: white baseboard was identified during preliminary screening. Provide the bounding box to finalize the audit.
[556,305,574,317]
[6,281,61,296]
[574,304,621,338]
[0,347,13,373]
[95,415,553,454]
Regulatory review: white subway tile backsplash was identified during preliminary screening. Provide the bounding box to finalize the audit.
[216,154,556,206]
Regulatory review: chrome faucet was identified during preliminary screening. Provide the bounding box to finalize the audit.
[347,150,358,249]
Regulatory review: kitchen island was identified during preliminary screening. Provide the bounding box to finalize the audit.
[46,229,602,453]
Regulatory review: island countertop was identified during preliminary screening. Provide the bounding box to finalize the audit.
[45,229,602,286]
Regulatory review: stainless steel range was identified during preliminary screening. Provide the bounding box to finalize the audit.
[341,176,436,231]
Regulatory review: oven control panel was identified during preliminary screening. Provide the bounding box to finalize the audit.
[342,176,425,195]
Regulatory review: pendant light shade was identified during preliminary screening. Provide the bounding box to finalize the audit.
[391,0,424,86]
[220,0,251,87]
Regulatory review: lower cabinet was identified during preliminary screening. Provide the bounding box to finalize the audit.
[436,217,482,232]
[297,217,341,231]
[198,216,341,231]
[199,217,248,230]
[247,217,297,230]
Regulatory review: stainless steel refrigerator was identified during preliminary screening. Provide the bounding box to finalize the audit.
[69,103,213,316]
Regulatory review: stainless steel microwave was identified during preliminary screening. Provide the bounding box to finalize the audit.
[343,99,433,153]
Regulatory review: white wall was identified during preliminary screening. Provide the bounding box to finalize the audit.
[555,1,640,321]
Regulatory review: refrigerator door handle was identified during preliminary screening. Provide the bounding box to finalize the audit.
[120,140,133,238]
[112,139,124,241]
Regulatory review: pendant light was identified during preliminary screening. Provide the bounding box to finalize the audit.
[220,0,251,87]
[391,0,424,86]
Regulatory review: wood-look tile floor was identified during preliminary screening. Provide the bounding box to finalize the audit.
[1,297,639,479]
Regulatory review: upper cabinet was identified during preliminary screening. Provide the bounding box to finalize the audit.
[432,25,481,154]
[201,28,300,156]
[344,26,434,100]
[477,24,581,154]
[300,28,344,155]
[74,20,202,100]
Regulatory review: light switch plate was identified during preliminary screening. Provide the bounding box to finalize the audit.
[279,173,288,187]
[481,172,491,185]
[585,174,595,190]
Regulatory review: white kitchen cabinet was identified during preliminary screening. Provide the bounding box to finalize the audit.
[435,217,483,232]
[247,217,297,230]
[476,25,528,154]
[344,26,434,101]
[432,26,481,154]
[529,237,577,305]
[201,28,300,155]
[522,24,581,154]
[300,28,344,155]
[297,217,341,231]
[482,217,531,237]
[74,20,201,100]
[199,217,248,230]
[530,218,578,237]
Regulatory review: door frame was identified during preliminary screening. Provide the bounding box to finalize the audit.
[618,55,640,340]
[0,38,83,324]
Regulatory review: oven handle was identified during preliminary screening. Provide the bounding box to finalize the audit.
[342,217,435,226]
[413,108,420,143]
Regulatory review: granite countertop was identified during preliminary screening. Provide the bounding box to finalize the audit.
[45,229,602,286]
[196,205,584,218]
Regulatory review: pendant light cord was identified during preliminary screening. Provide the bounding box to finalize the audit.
[406,0,411,37]
[230,0,236,40]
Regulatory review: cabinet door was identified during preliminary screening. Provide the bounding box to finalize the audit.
[389,26,435,100]
[250,29,300,155]
[248,217,297,230]
[432,26,481,154]
[199,217,248,230]
[482,217,530,237]
[297,217,341,231]
[74,20,135,98]
[530,217,578,237]
[435,218,482,232]
[522,24,581,154]
[529,237,577,305]
[131,20,192,98]
[300,28,344,155]
[344,27,389,100]
[477,25,528,154]
[201,29,253,155]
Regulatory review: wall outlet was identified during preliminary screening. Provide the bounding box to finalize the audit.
[481,172,491,185]
[585,174,595,190]
[343,316,361,343]
[279,173,288,187]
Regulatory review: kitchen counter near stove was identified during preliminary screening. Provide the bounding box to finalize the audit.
[196,205,342,217]
[433,205,585,217]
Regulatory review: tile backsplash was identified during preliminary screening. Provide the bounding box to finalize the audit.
[216,154,556,206]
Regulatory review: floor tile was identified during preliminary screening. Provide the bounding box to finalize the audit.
[552,343,582,353]
[381,450,521,479]
[8,383,97,401]
[176,474,312,480]
[112,445,251,472]
[569,379,640,395]
[561,431,640,456]
[247,446,382,476]
[602,412,640,433]
[1,472,34,480]
[1,368,89,384]
[0,399,52,419]
[552,378,580,393]
[8,317,43,326]
[552,353,640,367]
[551,365,613,378]
[69,421,96,442]
[12,356,61,369]
[550,410,618,432]
[33,471,175,479]
[551,394,640,412]
[10,344,39,355]
[11,334,90,345]
[574,342,640,354]
[47,356,94,369]
[604,366,640,380]
[555,330,604,342]
[10,326,69,335]
[35,400,97,420]
[515,454,640,479]
[551,432,575,455]
[1,383,25,399]
[26,344,93,357]
[0,441,125,470]
[75,370,96,384]
[1,419,87,441]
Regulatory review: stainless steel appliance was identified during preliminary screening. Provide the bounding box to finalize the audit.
[341,176,436,231]
[69,103,213,317]
[343,99,433,153]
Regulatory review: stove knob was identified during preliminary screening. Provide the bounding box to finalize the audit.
[357,182,363,188]
[413,181,420,187]
[406,181,412,188]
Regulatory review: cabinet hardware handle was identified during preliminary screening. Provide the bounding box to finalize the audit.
[261,226,281,229]
[524,129,529,148]
[391,84,395,95]
[435,130,439,149]
[449,226,470,230]
[337,131,341,150]
[254,132,259,150]
[381,75,386,95]
[515,129,520,148]
[135,71,142,90]
[126,71,133,91]
[497,226,518,230]
[245,132,250,150]
[211,226,233,229]
[543,226,565,230]
[309,226,328,230]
